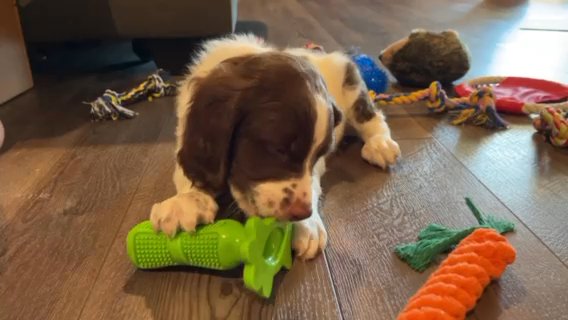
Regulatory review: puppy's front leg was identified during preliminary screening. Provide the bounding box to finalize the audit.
[349,91,400,169]
[150,189,218,237]
[293,159,328,260]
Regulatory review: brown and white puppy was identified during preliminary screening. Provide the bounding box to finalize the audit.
[150,34,400,260]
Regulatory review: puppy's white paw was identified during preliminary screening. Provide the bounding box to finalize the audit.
[293,214,327,260]
[361,134,401,169]
[150,191,218,237]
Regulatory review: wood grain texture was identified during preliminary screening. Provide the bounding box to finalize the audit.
[78,116,341,320]
[413,115,568,264]
[0,67,158,222]
[0,69,174,320]
[1,0,567,319]
[322,139,568,320]
[300,0,568,82]
[239,0,431,140]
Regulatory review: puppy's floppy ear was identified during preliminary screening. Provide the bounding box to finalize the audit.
[177,56,252,194]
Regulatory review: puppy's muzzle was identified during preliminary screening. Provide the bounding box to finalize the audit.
[286,199,312,221]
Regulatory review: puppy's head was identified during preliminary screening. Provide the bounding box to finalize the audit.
[178,52,342,221]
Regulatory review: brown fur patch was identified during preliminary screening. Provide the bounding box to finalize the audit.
[353,90,376,123]
[332,102,343,128]
[267,200,275,209]
[311,102,336,169]
[283,187,294,196]
[280,196,292,210]
[178,52,328,195]
[343,61,360,88]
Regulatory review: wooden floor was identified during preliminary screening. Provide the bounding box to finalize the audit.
[1,0,568,319]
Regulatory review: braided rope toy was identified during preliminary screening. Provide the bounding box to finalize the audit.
[532,107,568,148]
[456,76,568,115]
[303,42,507,129]
[396,198,516,319]
[397,228,516,320]
[85,70,177,121]
[372,81,510,129]
[395,198,515,272]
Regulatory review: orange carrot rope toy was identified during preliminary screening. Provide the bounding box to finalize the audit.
[396,198,517,320]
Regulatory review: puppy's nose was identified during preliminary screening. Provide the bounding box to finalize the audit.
[287,199,312,221]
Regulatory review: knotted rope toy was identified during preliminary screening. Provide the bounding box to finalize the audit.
[85,70,177,121]
[532,107,568,148]
[372,81,510,129]
[456,76,568,115]
[304,42,507,129]
[127,217,293,298]
[396,198,517,319]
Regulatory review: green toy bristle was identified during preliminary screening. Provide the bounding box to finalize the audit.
[128,223,175,268]
[126,217,293,298]
[183,233,222,269]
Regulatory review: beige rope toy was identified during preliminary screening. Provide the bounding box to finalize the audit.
[372,81,510,129]
[85,70,177,121]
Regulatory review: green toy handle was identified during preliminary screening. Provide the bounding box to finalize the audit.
[126,217,293,298]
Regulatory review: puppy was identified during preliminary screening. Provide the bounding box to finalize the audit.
[150,34,400,260]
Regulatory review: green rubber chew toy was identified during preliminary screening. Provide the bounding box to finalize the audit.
[126,217,293,298]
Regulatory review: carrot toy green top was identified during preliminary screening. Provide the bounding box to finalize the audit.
[395,198,515,272]
[398,228,517,320]
[396,198,517,320]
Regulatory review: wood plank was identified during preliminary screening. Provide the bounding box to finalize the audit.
[78,116,341,320]
[0,66,158,222]
[300,0,529,66]
[273,258,341,320]
[468,29,568,81]
[521,1,568,31]
[239,0,341,50]
[0,85,174,320]
[239,0,431,141]
[300,0,568,82]
[413,115,568,264]
[321,138,568,320]
[1,1,566,319]
[0,76,94,222]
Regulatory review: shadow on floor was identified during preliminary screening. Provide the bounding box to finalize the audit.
[123,266,276,320]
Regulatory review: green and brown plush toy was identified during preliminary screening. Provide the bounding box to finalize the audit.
[379,29,471,87]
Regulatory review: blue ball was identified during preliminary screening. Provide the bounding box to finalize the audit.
[351,53,389,93]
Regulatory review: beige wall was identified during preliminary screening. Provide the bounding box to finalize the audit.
[0,0,33,104]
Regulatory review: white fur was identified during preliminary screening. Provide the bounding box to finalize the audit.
[237,93,330,215]
[150,189,218,237]
[151,34,400,259]
[293,157,327,259]
[285,47,400,169]
[153,34,272,237]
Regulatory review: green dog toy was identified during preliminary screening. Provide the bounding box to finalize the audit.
[126,217,293,298]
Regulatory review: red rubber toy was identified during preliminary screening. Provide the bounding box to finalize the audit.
[455,76,568,115]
